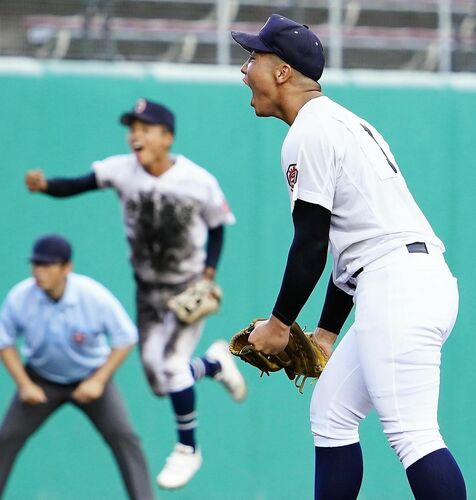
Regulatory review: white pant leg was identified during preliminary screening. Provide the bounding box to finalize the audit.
[311,248,458,469]
[141,310,205,395]
[138,283,206,396]
[311,326,373,447]
[354,250,458,468]
[162,315,205,393]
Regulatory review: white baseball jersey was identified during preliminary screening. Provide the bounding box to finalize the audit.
[93,154,235,285]
[281,96,444,293]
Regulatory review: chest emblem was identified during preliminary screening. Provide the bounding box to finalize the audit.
[286,164,299,191]
[72,331,86,345]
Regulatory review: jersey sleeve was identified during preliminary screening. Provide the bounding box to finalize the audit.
[202,175,236,228]
[98,289,138,348]
[92,155,126,189]
[286,127,337,212]
[0,292,21,349]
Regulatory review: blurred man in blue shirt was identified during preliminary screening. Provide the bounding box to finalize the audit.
[0,234,154,500]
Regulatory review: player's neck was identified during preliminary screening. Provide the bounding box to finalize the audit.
[277,89,322,125]
[143,155,175,177]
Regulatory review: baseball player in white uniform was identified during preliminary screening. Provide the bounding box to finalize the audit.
[24,99,247,490]
[232,14,466,499]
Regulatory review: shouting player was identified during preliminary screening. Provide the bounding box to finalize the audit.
[232,14,466,500]
[25,99,246,490]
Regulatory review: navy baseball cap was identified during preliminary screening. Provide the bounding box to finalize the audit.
[231,14,325,82]
[120,98,175,133]
[29,234,72,264]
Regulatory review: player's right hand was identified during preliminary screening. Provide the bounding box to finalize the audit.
[25,169,48,192]
[19,381,48,405]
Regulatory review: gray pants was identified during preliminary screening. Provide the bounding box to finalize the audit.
[0,368,154,500]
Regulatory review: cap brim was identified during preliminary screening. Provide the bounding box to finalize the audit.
[29,255,64,264]
[120,112,160,126]
[231,31,273,53]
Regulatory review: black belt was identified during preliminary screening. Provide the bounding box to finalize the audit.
[349,242,428,286]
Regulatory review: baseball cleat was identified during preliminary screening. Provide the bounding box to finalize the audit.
[156,443,202,489]
[206,339,247,401]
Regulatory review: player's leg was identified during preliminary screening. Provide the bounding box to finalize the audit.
[137,283,206,488]
[157,317,206,489]
[406,448,466,499]
[311,326,373,499]
[140,298,205,448]
[136,284,172,396]
[165,317,206,447]
[137,281,245,400]
[191,339,247,401]
[137,283,204,396]
[74,380,154,500]
[189,353,220,381]
[138,304,203,488]
[0,372,65,495]
[355,251,466,498]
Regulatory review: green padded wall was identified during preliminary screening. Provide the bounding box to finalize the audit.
[0,62,475,499]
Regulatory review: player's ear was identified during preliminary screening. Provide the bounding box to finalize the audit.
[275,63,293,84]
[164,130,174,148]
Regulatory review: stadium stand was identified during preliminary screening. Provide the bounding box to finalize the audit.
[0,0,475,71]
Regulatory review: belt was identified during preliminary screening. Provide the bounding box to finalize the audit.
[349,242,428,286]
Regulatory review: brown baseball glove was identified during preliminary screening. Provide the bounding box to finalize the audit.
[229,319,328,393]
[167,278,222,324]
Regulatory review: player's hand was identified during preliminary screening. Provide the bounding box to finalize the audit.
[311,327,338,359]
[248,315,290,355]
[19,381,48,405]
[72,378,105,404]
[202,266,216,281]
[25,169,48,192]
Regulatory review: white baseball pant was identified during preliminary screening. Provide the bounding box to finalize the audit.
[136,282,205,396]
[311,244,459,468]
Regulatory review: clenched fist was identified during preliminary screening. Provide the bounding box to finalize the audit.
[25,169,48,192]
[72,378,105,404]
[19,381,48,405]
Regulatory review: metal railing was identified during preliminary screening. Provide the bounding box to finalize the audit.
[1,0,475,72]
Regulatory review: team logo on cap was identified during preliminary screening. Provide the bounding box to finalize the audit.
[135,98,147,113]
[286,164,298,191]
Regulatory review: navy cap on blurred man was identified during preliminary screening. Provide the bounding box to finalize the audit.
[120,98,175,134]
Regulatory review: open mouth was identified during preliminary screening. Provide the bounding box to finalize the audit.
[131,141,144,152]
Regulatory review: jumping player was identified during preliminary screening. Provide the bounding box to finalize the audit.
[25,99,246,490]
[232,14,466,499]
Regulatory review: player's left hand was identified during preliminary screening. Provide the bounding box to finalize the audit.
[311,327,338,359]
[72,378,105,404]
[248,315,290,355]
[202,266,216,281]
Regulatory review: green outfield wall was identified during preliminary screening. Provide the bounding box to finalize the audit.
[0,60,475,500]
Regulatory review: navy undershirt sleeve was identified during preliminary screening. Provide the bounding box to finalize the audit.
[205,225,224,270]
[45,172,99,197]
[272,199,331,326]
[317,275,354,334]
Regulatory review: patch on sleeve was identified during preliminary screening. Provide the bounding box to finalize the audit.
[286,164,299,191]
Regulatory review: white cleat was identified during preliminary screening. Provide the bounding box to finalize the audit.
[156,443,202,490]
[206,339,247,402]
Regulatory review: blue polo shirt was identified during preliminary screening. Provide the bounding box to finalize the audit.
[0,273,138,384]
